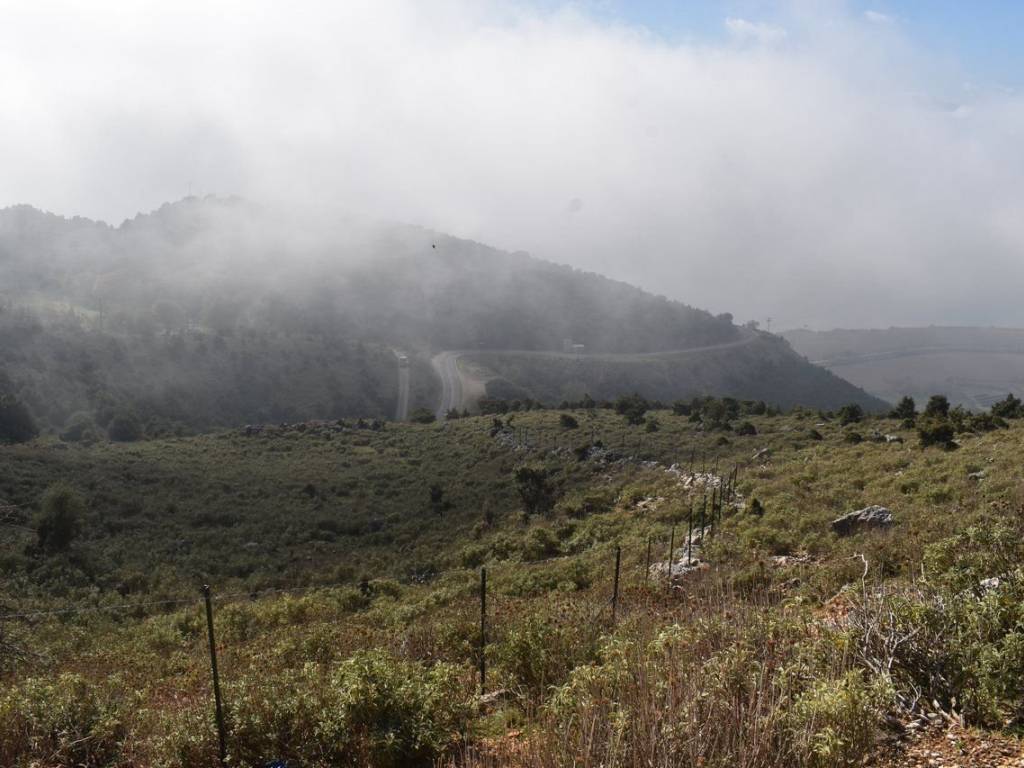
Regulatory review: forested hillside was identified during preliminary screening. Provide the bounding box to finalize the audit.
[471,333,886,411]
[0,197,737,353]
[0,197,881,438]
[0,307,425,436]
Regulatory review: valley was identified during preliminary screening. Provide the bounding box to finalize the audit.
[785,327,1024,410]
[3,400,1024,766]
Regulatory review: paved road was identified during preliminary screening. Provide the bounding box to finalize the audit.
[432,334,760,418]
[393,350,410,421]
[431,351,463,420]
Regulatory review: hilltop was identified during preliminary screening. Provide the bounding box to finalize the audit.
[0,197,882,439]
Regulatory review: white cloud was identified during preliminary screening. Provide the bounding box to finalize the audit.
[725,17,788,45]
[0,0,1022,329]
[864,10,894,25]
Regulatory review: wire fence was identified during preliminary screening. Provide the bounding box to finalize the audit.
[0,428,750,766]
[1,489,745,768]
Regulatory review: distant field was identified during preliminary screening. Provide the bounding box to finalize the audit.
[784,326,1024,409]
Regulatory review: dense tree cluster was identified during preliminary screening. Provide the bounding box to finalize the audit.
[0,393,36,443]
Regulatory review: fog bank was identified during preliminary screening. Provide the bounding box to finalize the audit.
[3,1,1023,329]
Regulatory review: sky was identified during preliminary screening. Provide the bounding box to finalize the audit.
[557,1,1024,87]
[2,0,1024,330]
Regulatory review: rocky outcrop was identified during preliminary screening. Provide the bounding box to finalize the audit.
[831,505,893,536]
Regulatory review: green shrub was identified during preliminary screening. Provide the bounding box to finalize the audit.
[924,395,950,418]
[226,650,469,768]
[36,483,84,553]
[495,605,602,699]
[671,400,691,416]
[890,396,916,421]
[0,393,37,443]
[521,526,561,561]
[61,411,101,442]
[0,673,132,768]
[553,487,615,521]
[546,609,886,768]
[991,393,1024,419]
[514,465,557,517]
[837,403,864,426]
[614,393,649,425]
[965,412,1007,433]
[853,579,1024,728]
[409,408,436,424]
[917,416,955,448]
[108,410,143,442]
[789,672,893,768]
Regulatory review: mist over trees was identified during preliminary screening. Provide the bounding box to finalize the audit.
[0,196,887,437]
[0,197,737,353]
[0,197,744,435]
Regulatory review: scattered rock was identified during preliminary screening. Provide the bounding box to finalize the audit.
[634,496,664,512]
[752,448,771,462]
[968,470,987,482]
[874,721,1024,768]
[885,434,904,444]
[980,576,1001,591]
[771,553,813,567]
[831,505,893,536]
[478,688,513,709]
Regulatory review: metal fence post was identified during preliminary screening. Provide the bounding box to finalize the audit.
[611,546,621,624]
[643,537,651,586]
[687,506,693,566]
[202,584,227,768]
[666,526,675,593]
[479,567,487,696]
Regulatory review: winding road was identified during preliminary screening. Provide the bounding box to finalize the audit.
[431,351,463,419]
[430,334,761,419]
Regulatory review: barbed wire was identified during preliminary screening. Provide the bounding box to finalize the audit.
[0,477,743,624]
[0,538,638,622]
[0,595,201,621]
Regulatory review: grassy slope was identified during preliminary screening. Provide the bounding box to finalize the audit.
[2,409,1024,766]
